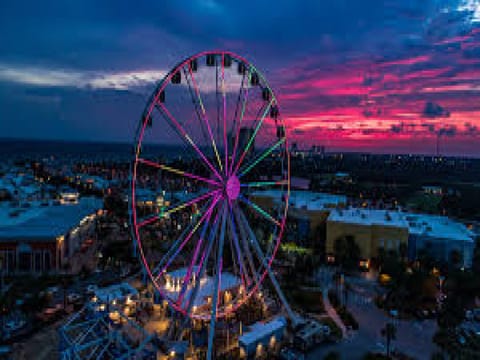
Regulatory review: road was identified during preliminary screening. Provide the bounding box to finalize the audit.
[307,268,440,360]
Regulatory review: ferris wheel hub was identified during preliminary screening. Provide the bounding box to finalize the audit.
[225,175,240,200]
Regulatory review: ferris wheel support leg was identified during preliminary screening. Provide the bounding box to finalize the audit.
[237,208,301,328]
[207,201,228,360]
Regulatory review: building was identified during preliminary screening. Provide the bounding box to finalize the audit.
[252,190,347,238]
[160,267,241,314]
[327,209,409,262]
[0,197,102,274]
[406,214,475,268]
[239,316,286,359]
[326,208,476,268]
[422,185,443,196]
[293,318,331,351]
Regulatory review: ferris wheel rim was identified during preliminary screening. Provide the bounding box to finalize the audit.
[130,50,291,319]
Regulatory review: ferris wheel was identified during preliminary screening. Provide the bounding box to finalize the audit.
[131,50,292,356]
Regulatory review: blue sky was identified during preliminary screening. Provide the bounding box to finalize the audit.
[2,0,480,156]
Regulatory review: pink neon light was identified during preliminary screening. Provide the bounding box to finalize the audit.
[137,158,220,186]
[137,189,219,228]
[222,53,228,177]
[132,50,290,319]
[229,69,249,176]
[187,62,223,172]
[157,102,222,181]
[176,195,218,307]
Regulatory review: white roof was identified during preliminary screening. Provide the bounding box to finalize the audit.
[328,208,474,242]
[162,268,240,307]
[406,214,474,242]
[239,316,287,347]
[94,282,138,303]
[328,208,408,228]
[252,190,346,211]
[0,197,102,239]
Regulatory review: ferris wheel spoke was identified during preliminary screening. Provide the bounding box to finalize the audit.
[238,194,282,227]
[155,101,223,181]
[238,137,286,178]
[207,200,228,360]
[232,98,274,175]
[182,67,214,160]
[232,203,260,289]
[221,53,228,176]
[183,204,223,315]
[136,158,220,187]
[227,204,249,289]
[240,180,288,188]
[149,196,217,278]
[152,195,221,282]
[186,62,224,173]
[136,189,219,228]
[175,196,218,307]
[236,206,296,322]
[229,68,250,176]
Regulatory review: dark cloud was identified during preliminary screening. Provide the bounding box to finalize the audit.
[437,125,457,137]
[422,101,451,118]
[390,123,404,133]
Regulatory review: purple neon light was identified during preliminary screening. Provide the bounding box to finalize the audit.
[157,102,222,181]
[226,175,240,200]
[132,50,291,319]
[229,69,249,176]
[176,194,218,307]
[222,53,228,177]
[137,158,220,186]
[187,62,223,173]
[156,195,220,281]
[136,189,219,228]
[228,202,248,289]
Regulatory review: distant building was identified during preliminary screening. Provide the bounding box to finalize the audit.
[0,197,102,274]
[252,190,347,237]
[422,185,443,196]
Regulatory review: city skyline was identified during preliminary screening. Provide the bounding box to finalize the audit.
[2,1,480,156]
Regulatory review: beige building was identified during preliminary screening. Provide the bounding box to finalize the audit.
[326,209,409,260]
[251,190,347,236]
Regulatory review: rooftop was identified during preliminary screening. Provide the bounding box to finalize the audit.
[328,208,474,242]
[162,268,240,307]
[328,208,408,228]
[406,214,475,242]
[252,190,347,211]
[239,316,287,347]
[0,197,102,240]
[94,282,138,303]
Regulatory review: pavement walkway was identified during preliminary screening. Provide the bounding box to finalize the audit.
[323,289,347,339]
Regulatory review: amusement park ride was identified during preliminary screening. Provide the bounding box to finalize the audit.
[60,51,305,359]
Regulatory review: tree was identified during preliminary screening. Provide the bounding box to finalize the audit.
[324,351,341,360]
[334,235,360,271]
[449,249,462,269]
[381,322,396,358]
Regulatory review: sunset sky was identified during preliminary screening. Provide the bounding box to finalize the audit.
[2,0,480,156]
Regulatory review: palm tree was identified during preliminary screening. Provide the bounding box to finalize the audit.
[381,322,397,358]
